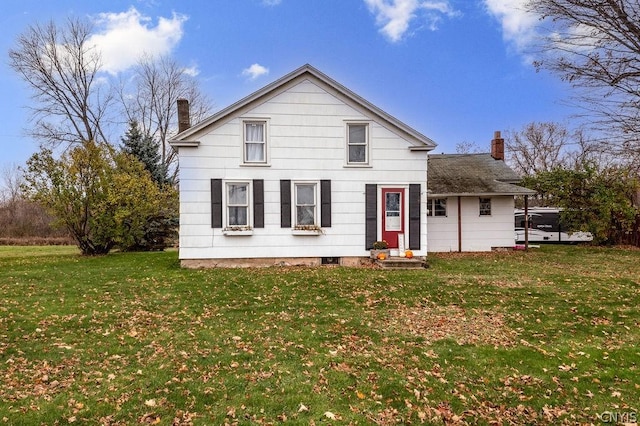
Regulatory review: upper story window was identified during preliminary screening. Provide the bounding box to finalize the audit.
[295,182,318,226]
[428,198,447,217]
[244,121,267,163]
[347,123,369,165]
[479,197,492,216]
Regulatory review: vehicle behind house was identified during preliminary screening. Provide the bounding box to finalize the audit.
[515,207,593,243]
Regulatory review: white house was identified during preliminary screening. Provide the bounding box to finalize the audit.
[426,132,536,252]
[170,64,436,267]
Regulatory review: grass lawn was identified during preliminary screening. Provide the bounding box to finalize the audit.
[0,245,639,425]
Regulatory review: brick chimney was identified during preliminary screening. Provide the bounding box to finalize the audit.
[177,98,191,133]
[491,130,505,161]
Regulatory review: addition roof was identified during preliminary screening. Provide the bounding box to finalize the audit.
[428,153,536,197]
[170,64,437,150]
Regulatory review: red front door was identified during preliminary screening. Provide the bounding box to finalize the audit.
[382,188,405,249]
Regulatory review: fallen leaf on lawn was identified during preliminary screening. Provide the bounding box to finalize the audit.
[356,390,365,399]
[144,399,156,407]
[324,411,336,420]
[298,403,309,412]
[226,406,236,418]
[140,413,161,424]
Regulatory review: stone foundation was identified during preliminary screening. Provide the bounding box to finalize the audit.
[180,256,372,269]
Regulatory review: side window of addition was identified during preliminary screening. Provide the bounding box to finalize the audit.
[479,198,492,216]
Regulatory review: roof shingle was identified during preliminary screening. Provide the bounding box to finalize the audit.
[428,153,535,196]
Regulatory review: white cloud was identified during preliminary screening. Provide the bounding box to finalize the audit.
[483,0,539,52]
[182,65,200,77]
[364,0,458,42]
[88,7,188,75]
[262,0,282,5]
[242,63,269,80]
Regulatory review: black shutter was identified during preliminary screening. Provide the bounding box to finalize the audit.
[365,184,377,249]
[253,179,264,228]
[408,183,421,250]
[211,179,222,228]
[280,180,291,228]
[320,180,331,228]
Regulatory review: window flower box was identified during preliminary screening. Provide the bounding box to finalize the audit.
[223,226,253,236]
[292,224,324,235]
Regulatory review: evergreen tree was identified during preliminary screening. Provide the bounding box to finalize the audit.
[121,120,169,185]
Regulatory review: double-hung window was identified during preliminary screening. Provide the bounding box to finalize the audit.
[244,121,266,163]
[295,183,317,226]
[428,198,447,217]
[226,182,250,227]
[347,123,368,165]
[211,179,263,232]
[479,197,492,216]
[280,180,330,231]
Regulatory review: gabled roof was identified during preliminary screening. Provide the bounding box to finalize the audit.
[428,153,536,197]
[170,64,436,150]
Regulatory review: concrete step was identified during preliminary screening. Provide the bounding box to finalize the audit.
[375,257,427,269]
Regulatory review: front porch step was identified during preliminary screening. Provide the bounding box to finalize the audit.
[375,257,427,270]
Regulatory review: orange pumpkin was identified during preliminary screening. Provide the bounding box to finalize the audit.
[377,252,387,260]
[405,250,414,259]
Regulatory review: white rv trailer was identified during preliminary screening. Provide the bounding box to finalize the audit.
[515,207,593,243]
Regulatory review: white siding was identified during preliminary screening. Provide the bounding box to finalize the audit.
[176,79,429,260]
[427,196,516,252]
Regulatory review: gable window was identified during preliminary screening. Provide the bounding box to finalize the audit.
[347,123,368,164]
[479,197,492,216]
[227,182,250,227]
[428,198,447,217]
[295,183,317,226]
[244,121,266,163]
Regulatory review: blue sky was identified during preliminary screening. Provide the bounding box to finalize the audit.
[0,0,576,170]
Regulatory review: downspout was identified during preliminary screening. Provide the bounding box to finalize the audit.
[458,196,462,252]
[524,195,529,250]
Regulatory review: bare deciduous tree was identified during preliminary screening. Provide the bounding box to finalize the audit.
[505,122,602,176]
[0,163,23,204]
[8,18,113,148]
[454,141,483,154]
[527,0,640,156]
[119,55,213,172]
[0,163,66,240]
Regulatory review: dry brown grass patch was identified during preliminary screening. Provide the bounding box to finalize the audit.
[385,302,518,347]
